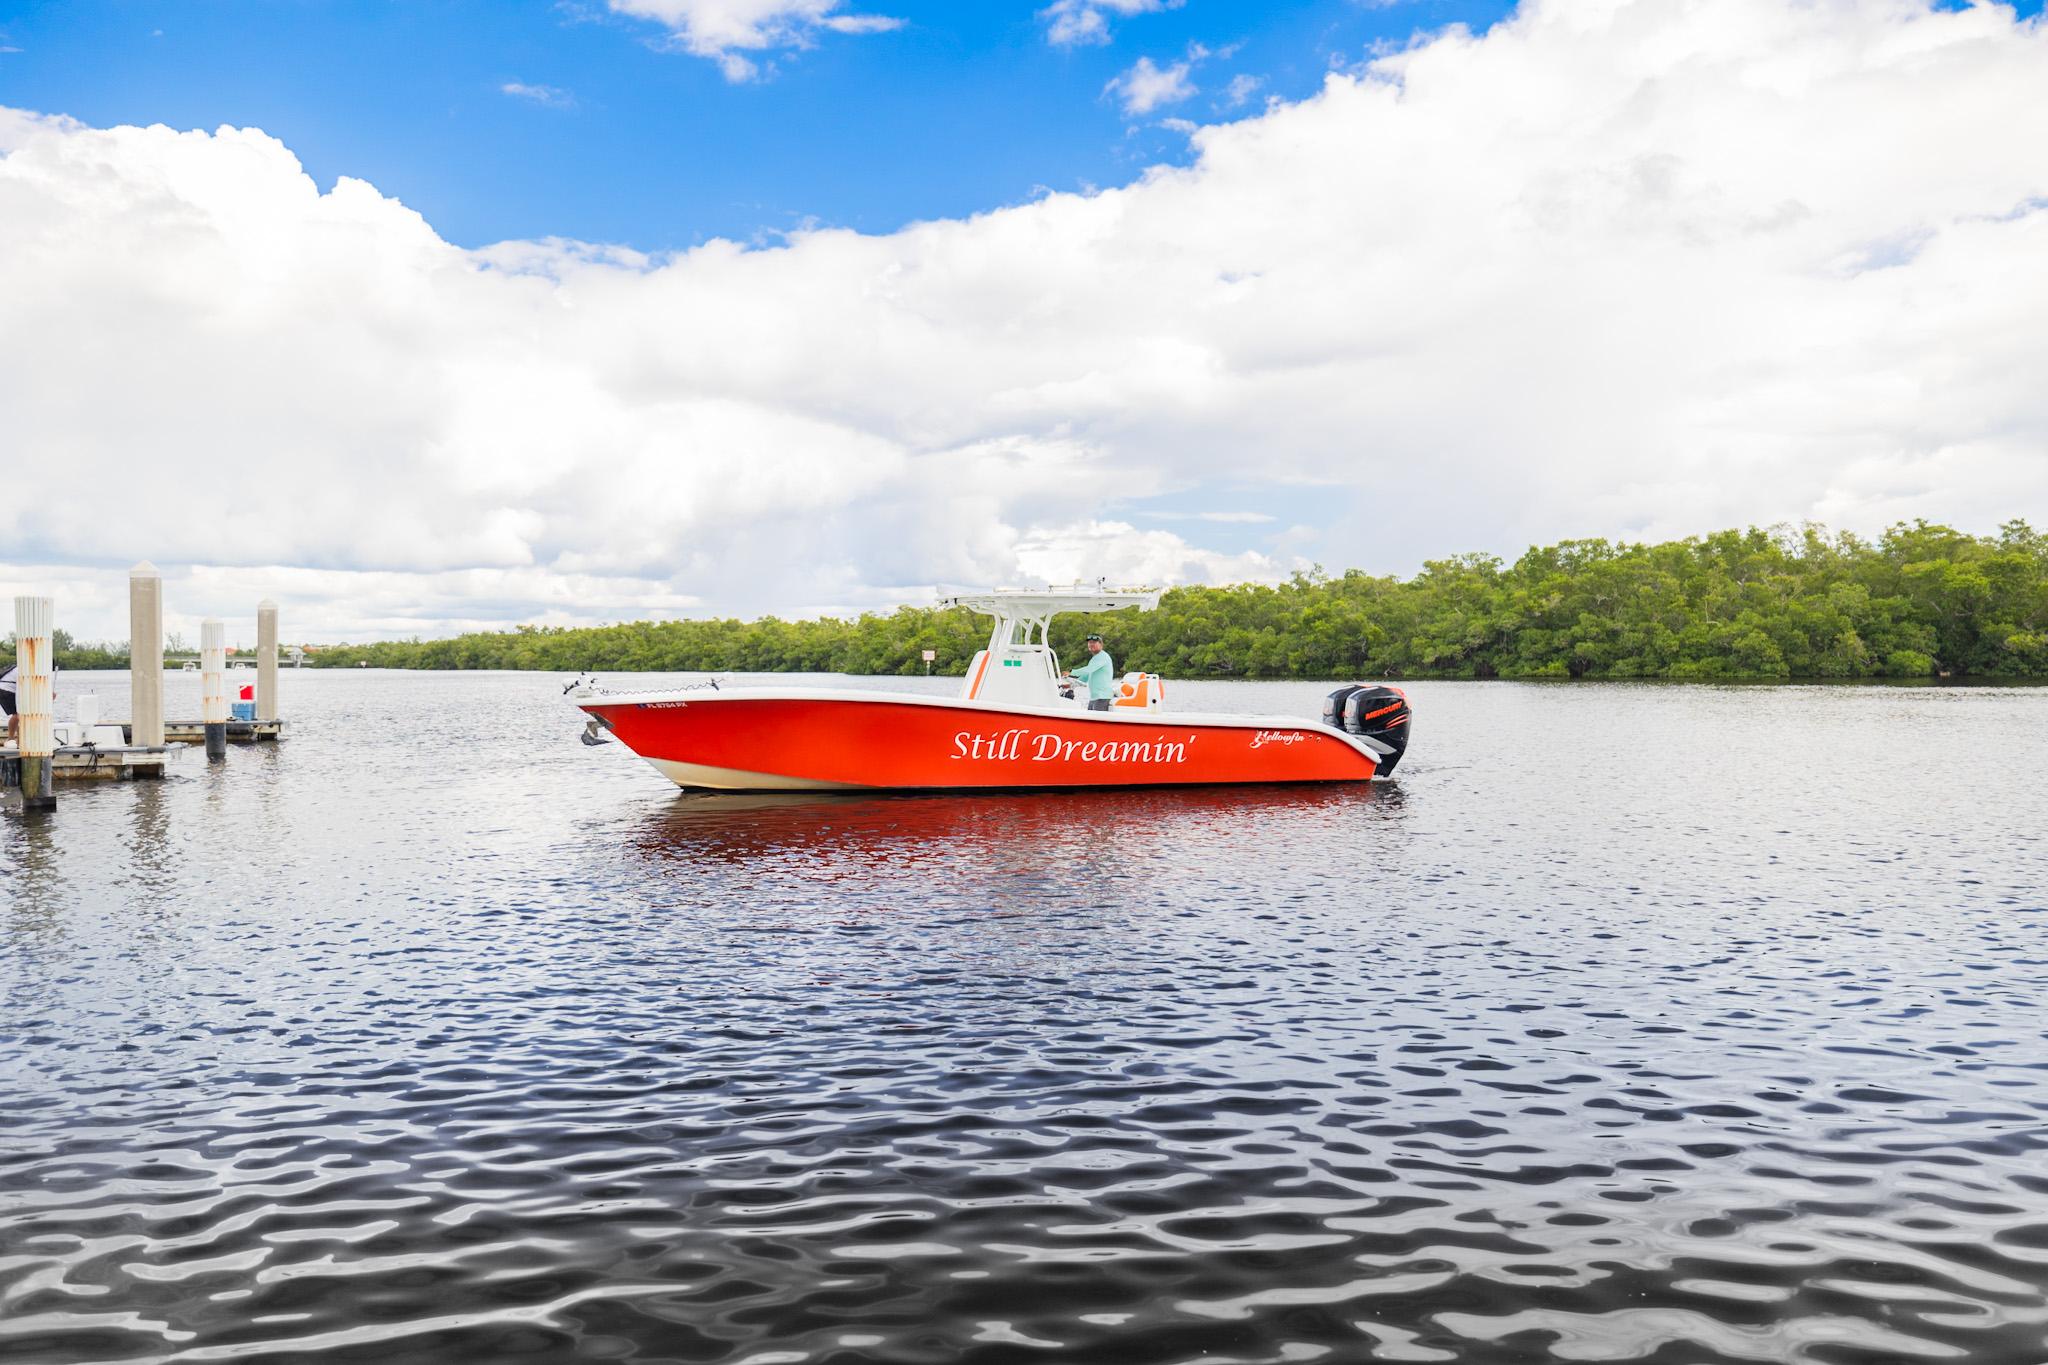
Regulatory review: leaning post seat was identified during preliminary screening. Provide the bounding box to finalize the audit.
[1113,672,1166,709]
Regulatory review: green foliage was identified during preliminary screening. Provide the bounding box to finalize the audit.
[2,628,129,670]
[307,521,2048,680]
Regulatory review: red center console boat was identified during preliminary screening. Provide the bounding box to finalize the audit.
[572,586,1411,792]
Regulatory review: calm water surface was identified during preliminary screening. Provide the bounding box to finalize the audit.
[3,672,2046,1364]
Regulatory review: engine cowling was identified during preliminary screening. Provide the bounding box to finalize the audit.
[1326,683,1412,775]
[1321,683,1365,730]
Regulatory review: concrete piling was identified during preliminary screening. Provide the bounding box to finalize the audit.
[13,596,56,811]
[257,599,279,724]
[130,564,166,750]
[201,618,227,762]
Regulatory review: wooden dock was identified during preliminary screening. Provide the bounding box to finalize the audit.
[9,578,289,815]
[134,720,287,744]
[3,742,185,783]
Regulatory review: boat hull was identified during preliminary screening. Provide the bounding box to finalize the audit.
[580,691,1379,792]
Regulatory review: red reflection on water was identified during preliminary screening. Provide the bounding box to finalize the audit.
[628,782,1404,872]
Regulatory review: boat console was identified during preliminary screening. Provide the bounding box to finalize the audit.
[943,584,1164,709]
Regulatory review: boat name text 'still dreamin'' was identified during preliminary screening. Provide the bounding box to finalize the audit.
[951,728,1196,764]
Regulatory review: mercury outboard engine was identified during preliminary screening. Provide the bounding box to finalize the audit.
[1322,684,1367,732]
[1323,683,1412,775]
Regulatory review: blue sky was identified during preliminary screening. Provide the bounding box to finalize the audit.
[0,0,1521,249]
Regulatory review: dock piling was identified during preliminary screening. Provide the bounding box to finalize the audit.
[130,564,165,751]
[13,596,56,811]
[201,619,227,762]
[257,599,279,724]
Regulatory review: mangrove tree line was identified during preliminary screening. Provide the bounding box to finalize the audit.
[304,521,2048,680]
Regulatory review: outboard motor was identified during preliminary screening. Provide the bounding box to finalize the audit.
[1334,684,1411,775]
[1321,683,1366,730]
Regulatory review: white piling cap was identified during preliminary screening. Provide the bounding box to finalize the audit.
[259,598,278,611]
[131,561,160,578]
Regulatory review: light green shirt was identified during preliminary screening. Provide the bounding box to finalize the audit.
[1070,650,1116,700]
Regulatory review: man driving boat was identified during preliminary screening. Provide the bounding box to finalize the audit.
[1063,634,1116,711]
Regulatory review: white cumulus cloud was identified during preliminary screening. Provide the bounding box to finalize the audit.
[501,81,576,108]
[607,0,902,80]
[1041,0,1182,48]
[1106,51,1203,116]
[1222,73,1264,107]
[2,0,2047,644]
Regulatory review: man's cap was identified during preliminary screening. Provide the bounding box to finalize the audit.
[1084,634,1103,642]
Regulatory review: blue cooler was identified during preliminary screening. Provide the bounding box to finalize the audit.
[231,700,256,722]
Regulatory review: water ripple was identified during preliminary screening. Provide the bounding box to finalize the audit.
[3,675,2046,1363]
